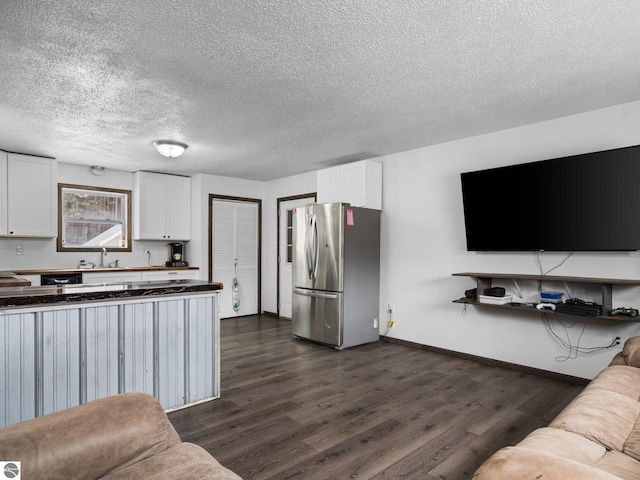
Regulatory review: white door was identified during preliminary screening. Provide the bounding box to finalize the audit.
[212,198,259,319]
[278,196,315,318]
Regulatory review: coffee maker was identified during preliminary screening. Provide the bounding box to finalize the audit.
[166,242,188,267]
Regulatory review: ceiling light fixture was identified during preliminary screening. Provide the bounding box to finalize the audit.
[90,165,105,176]
[153,140,188,158]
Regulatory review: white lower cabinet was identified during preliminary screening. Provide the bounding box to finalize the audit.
[83,270,198,284]
[83,271,143,284]
[141,270,199,281]
[0,292,219,427]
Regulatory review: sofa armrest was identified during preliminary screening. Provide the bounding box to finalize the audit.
[611,336,640,367]
[0,392,181,480]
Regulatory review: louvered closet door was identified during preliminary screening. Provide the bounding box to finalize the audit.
[212,199,259,318]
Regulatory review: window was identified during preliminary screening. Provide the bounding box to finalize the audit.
[286,209,293,263]
[57,184,132,251]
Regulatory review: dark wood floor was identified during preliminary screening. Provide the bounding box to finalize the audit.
[168,315,584,479]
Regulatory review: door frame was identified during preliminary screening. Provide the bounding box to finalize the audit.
[209,194,262,315]
[276,192,316,318]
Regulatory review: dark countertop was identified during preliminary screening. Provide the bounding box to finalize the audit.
[0,280,223,309]
[12,266,199,275]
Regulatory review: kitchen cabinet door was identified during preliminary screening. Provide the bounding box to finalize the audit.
[134,171,190,240]
[340,160,382,210]
[316,160,382,210]
[0,152,6,235]
[2,154,57,237]
[166,174,191,240]
[316,166,341,204]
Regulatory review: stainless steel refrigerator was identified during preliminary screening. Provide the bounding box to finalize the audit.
[292,202,380,349]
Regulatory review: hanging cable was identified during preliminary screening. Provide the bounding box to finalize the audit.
[542,313,620,362]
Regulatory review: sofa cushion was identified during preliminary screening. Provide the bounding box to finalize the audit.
[519,427,640,480]
[596,448,640,480]
[474,427,640,480]
[585,365,640,400]
[473,446,623,479]
[549,389,640,452]
[102,443,241,480]
[516,427,608,464]
[548,365,640,455]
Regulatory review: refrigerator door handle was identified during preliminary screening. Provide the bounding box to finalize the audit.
[311,213,319,281]
[305,211,314,279]
[292,288,339,300]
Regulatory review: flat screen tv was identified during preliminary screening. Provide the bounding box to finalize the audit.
[460,144,640,251]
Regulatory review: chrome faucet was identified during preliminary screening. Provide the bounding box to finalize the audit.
[100,248,107,267]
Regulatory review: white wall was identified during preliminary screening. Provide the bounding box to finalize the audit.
[378,100,640,380]
[262,172,317,313]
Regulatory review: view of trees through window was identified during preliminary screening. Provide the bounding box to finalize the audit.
[59,185,130,250]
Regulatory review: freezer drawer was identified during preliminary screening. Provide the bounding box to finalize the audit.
[292,288,342,347]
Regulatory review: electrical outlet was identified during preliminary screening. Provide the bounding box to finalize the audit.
[373,317,379,328]
[387,303,394,314]
[16,245,23,255]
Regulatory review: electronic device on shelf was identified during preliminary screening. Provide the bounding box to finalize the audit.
[611,307,639,317]
[536,303,556,311]
[555,298,602,316]
[484,287,506,297]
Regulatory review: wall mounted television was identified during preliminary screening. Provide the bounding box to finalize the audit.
[460,144,640,251]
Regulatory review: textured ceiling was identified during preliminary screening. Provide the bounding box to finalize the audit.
[1,1,639,181]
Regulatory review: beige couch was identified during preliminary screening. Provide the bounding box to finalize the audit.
[474,336,640,479]
[0,391,241,480]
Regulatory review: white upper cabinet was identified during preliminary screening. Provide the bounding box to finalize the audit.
[0,153,57,238]
[0,152,6,235]
[133,171,191,241]
[317,160,382,210]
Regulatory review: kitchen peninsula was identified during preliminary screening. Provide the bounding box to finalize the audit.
[0,279,223,428]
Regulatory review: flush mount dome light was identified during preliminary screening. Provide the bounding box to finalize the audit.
[90,165,105,176]
[153,140,188,158]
